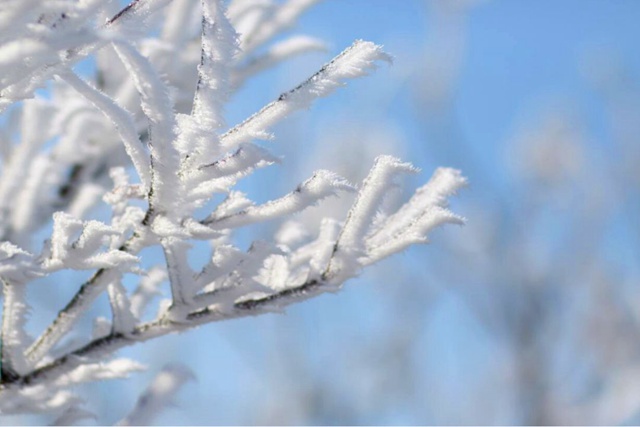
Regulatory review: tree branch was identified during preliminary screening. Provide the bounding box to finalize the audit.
[6,277,328,388]
[24,233,146,367]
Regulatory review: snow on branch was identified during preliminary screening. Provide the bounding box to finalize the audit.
[192,0,238,131]
[221,40,392,151]
[112,41,182,213]
[0,0,466,420]
[334,156,418,252]
[203,170,354,229]
[46,212,139,271]
[365,167,467,263]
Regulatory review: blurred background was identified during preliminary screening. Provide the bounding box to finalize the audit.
[8,0,640,424]
[123,0,640,424]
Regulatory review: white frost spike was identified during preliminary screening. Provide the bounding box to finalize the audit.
[48,213,139,270]
[222,40,392,150]
[81,243,141,269]
[198,143,280,180]
[50,212,84,265]
[366,167,467,254]
[366,207,465,264]
[183,143,280,213]
[118,364,194,426]
[192,0,238,130]
[205,170,354,229]
[75,221,121,255]
[179,0,238,167]
[337,156,417,253]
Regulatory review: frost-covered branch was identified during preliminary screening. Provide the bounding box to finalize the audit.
[0,0,466,421]
[0,0,169,113]
[203,170,354,229]
[221,40,392,151]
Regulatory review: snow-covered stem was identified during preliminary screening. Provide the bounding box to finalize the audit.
[203,170,353,229]
[191,0,237,129]
[3,276,332,389]
[112,41,181,212]
[221,40,392,151]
